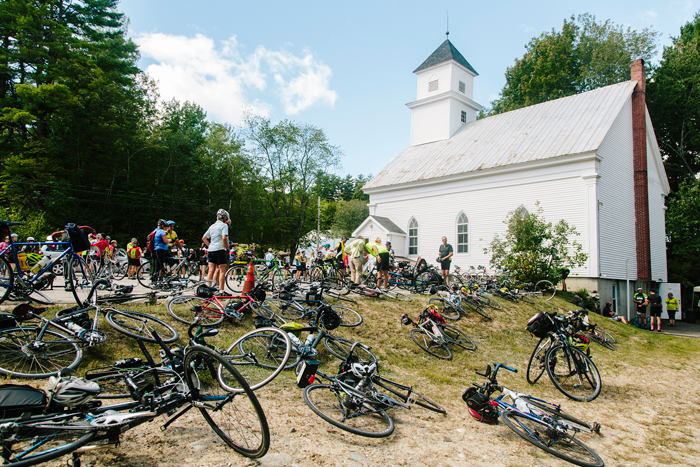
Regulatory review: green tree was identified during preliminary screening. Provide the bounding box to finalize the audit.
[486,204,588,285]
[665,180,700,294]
[488,13,659,115]
[647,12,700,191]
[332,199,369,237]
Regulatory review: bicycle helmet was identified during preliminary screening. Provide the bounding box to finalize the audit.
[216,209,230,221]
[166,220,176,226]
[569,334,591,353]
[47,376,100,407]
[317,305,341,331]
[157,219,166,227]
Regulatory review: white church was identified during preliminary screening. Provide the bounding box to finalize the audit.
[353,38,669,313]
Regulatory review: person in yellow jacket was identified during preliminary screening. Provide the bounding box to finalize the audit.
[665,293,679,327]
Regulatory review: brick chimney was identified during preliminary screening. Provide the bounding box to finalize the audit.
[631,59,651,281]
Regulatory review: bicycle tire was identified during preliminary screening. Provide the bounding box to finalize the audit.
[586,331,617,351]
[478,294,502,310]
[89,366,184,399]
[0,255,14,304]
[184,345,270,458]
[0,326,83,378]
[227,328,291,392]
[446,274,463,286]
[167,295,225,326]
[323,336,377,363]
[414,271,440,294]
[594,327,616,344]
[469,301,492,320]
[441,324,477,351]
[67,255,93,308]
[372,376,446,414]
[410,328,451,360]
[526,336,552,385]
[521,396,596,432]
[534,280,556,300]
[546,345,602,402]
[428,297,461,321]
[105,309,179,344]
[263,298,305,320]
[225,266,247,293]
[380,289,412,302]
[303,383,394,438]
[331,305,363,327]
[1,422,96,467]
[500,410,604,467]
[518,293,536,305]
[135,261,155,289]
[110,261,127,281]
[27,288,54,305]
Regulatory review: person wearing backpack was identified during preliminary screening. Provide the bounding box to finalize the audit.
[126,239,142,280]
[151,219,170,284]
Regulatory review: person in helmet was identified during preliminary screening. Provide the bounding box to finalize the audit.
[164,220,184,267]
[202,209,231,293]
[152,219,171,283]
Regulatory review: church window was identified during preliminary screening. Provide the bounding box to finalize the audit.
[461,111,467,123]
[459,81,466,93]
[457,213,469,253]
[408,218,418,255]
[428,80,438,92]
[515,205,530,217]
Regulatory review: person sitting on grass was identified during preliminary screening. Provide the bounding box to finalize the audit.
[602,301,628,324]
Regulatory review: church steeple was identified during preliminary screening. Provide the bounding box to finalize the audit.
[407,39,482,146]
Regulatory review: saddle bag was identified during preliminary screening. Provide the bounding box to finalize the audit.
[0,384,48,419]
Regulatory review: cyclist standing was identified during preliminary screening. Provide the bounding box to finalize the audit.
[202,209,230,293]
[369,238,390,290]
[165,221,184,266]
[126,240,142,279]
[151,220,170,284]
[333,236,348,278]
[634,287,648,329]
[438,236,454,285]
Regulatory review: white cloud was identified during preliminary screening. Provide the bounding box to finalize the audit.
[640,9,659,22]
[135,33,337,123]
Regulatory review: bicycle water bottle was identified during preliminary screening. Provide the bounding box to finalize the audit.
[66,321,85,334]
[305,333,314,347]
[514,397,531,414]
[287,332,304,349]
[30,255,51,274]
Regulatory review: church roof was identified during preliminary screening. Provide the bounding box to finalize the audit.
[364,81,637,190]
[369,216,405,234]
[413,39,478,75]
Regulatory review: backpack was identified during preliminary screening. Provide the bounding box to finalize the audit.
[146,230,156,252]
[526,312,555,338]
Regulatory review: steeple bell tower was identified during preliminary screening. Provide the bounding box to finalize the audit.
[407,39,483,146]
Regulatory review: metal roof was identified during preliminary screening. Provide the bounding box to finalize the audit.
[414,39,478,75]
[365,81,636,190]
[371,216,406,234]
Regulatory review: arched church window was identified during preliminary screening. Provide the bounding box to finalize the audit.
[408,218,418,255]
[456,212,469,253]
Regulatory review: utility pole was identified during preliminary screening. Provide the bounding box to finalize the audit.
[316,195,321,251]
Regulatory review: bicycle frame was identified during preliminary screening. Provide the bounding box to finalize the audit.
[1,241,80,287]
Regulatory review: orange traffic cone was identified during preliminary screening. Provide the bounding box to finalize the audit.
[242,261,256,294]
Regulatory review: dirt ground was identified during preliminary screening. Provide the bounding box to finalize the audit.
[27,353,700,467]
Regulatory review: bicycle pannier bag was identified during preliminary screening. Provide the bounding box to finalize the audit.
[526,312,554,338]
[65,223,90,253]
[462,387,498,424]
[305,286,322,302]
[0,384,48,418]
[146,230,156,252]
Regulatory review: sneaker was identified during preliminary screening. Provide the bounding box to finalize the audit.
[657,329,661,332]
[650,326,654,331]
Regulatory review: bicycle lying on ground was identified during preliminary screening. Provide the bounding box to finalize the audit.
[301,341,445,437]
[400,305,476,359]
[463,363,603,466]
[428,285,492,321]
[0,279,178,379]
[0,327,270,467]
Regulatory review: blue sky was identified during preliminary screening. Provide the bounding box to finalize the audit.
[118,0,698,175]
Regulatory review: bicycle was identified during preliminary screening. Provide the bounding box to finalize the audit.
[264,282,363,327]
[400,306,476,359]
[464,363,603,467]
[136,255,202,290]
[0,329,270,466]
[302,341,445,437]
[0,221,95,306]
[0,280,179,379]
[525,312,602,402]
[428,285,492,321]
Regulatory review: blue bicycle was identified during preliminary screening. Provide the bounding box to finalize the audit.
[0,221,93,306]
[464,363,603,467]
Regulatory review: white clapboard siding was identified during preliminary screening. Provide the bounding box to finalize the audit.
[372,166,591,278]
[646,113,669,282]
[597,96,638,280]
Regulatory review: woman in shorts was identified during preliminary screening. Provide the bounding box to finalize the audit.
[202,209,230,293]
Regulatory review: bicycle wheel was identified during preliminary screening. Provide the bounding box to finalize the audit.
[428,298,461,321]
[331,305,363,327]
[441,324,477,351]
[414,271,440,293]
[263,299,305,320]
[0,327,83,378]
[535,280,556,300]
[167,295,225,326]
[526,336,552,385]
[594,327,616,344]
[0,255,14,304]
[469,301,492,320]
[135,261,152,288]
[110,261,127,281]
[518,293,536,305]
[446,274,463,286]
[479,294,502,310]
[1,422,96,467]
[409,328,451,360]
[586,331,617,351]
[371,376,446,414]
[105,309,179,344]
[380,289,412,302]
[303,383,394,438]
[67,255,93,307]
[323,336,377,363]
[89,367,184,399]
[225,266,247,293]
[229,328,291,391]
[546,345,602,402]
[248,301,286,325]
[500,410,604,467]
[521,396,596,432]
[184,345,270,458]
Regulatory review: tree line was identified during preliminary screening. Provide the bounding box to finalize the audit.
[0,0,368,256]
